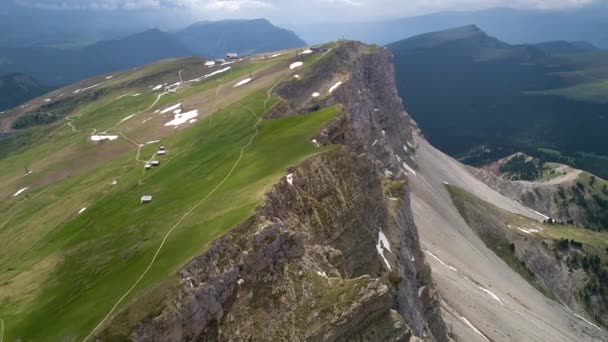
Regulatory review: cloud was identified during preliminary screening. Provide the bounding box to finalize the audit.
[12,0,598,15]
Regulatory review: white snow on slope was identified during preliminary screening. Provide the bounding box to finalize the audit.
[204,61,216,66]
[161,103,182,114]
[269,53,282,58]
[13,187,29,197]
[402,162,417,176]
[290,61,303,70]
[91,135,119,141]
[234,78,252,87]
[461,316,490,342]
[106,76,113,79]
[478,286,503,306]
[300,49,313,55]
[43,98,51,102]
[146,140,160,145]
[78,207,87,215]
[329,81,343,93]
[286,173,294,185]
[312,92,320,98]
[204,67,231,79]
[376,228,392,270]
[131,93,141,97]
[152,84,163,90]
[425,250,458,272]
[76,82,104,94]
[164,110,198,127]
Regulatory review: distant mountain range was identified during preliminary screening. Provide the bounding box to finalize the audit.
[0,19,306,86]
[176,19,306,58]
[0,73,50,112]
[295,6,608,48]
[388,25,608,179]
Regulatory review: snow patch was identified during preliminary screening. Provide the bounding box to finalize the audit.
[77,82,103,93]
[131,93,141,97]
[477,286,503,306]
[164,110,198,127]
[425,250,458,272]
[300,49,313,55]
[13,187,29,197]
[460,316,490,341]
[270,53,282,58]
[91,134,119,141]
[43,98,51,102]
[290,61,303,70]
[105,76,113,79]
[329,81,343,93]
[317,271,328,278]
[146,140,160,145]
[111,180,117,185]
[78,207,87,215]
[161,103,182,114]
[152,84,163,90]
[402,162,417,176]
[312,92,320,98]
[518,227,541,235]
[372,140,378,147]
[204,67,231,79]
[311,139,321,148]
[204,61,216,66]
[286,173,294,185]
[294,74,300,79]
[376,228,392,270]
[418,285,426,297]
[237,278,245,285]
[189,119,197,123]
[233,78,252,87]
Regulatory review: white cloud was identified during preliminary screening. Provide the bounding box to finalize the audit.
[12,0,598,15]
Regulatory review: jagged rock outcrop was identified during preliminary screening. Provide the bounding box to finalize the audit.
[105,42,448,342]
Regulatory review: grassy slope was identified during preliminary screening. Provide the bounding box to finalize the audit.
[0,48,339,340]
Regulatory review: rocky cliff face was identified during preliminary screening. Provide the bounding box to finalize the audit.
[107,42,447,342]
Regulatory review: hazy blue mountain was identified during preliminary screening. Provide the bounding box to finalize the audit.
[0,2,193,48]
[294,6,608,48]
[177,19,306,58]
[388,25,608,178]
[0,18,307,86]
[0,73,50,111]
[534,41,599,55]
[0,29,192,85]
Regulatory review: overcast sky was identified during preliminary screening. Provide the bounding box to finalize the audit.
[12,0,599,23]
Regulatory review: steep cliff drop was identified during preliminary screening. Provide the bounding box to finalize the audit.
[95,42,448,341]
[94,41,608,341]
